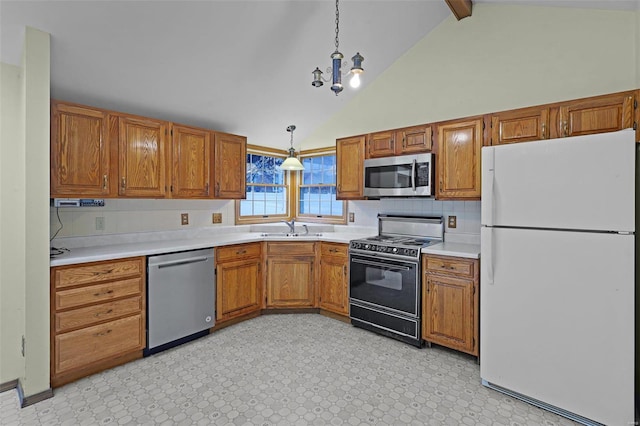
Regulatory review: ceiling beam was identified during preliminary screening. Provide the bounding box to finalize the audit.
[445,0,472,20]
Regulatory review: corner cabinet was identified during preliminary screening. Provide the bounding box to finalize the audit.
[336,135,365,200]
[435,117,484,200]
[171,124,212,198]
[114,114,169,198]
[215,243,262,322]
[213,132,246,199]
[422,254,479,357]
[266,242,317,308]
[319,242,349,316]
[50,257,146,387]
[51,101,113,197]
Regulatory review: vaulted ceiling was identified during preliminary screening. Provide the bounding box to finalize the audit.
[1,0,637,150]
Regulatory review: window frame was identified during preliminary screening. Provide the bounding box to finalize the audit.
[295,147,347,225]
[235,145,292,225]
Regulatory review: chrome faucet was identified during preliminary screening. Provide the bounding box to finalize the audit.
[281,219,295,233]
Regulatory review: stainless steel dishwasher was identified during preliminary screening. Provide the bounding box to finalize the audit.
[146,248,215,355]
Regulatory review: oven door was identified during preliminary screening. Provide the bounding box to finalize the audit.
[349,252,420,316]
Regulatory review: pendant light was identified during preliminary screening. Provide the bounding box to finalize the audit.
[311,0,364,95]
[280,125,304,171]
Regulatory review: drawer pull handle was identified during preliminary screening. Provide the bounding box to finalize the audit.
[236,249,247,255]
[95,309,114,317]
[329,248,338,253]
[94,290,114,296]
[94,329,112,337]
[93,269,114,276]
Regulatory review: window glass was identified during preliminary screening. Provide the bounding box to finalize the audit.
[298,153,344,221]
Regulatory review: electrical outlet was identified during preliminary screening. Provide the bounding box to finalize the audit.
[212,213,222,224]
[448,215,457,228]
[181,213,189,225]
[95,216,105,231]
[348,212,355,222]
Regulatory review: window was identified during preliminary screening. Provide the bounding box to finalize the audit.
[297,150,346,224]
[236,148,290,224]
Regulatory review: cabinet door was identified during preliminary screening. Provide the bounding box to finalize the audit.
[336,135,365,199]
[491,106,550,145]
[51,101,112,197]
[171,125,212,198]
[436,117,483,200]
[319,255,348,315]
[396,125,432,154]
[557,91,635,138]
[367,131,395,158]
[266,257,315,307]
[216,258,261,321]
[423,274,476,355]
[118,115,168,197]
[213,132,246,199]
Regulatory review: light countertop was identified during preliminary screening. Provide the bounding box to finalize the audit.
[50,231,376,267]
[422,242,481,259]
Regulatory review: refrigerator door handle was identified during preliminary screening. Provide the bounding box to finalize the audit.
[482,147,495,226]
[486,228,494,285]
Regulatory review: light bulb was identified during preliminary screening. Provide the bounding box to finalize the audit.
[349,73,361,88]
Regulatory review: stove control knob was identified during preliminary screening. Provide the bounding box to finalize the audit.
[392,247,398,253]
[364,244,370,250]
[378,245,385,252]
[410,249,418,256]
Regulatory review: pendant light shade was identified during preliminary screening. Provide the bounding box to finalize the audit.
[280,125,304,171]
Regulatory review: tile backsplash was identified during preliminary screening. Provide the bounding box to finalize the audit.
[348,198,481,236]
[51,197,480,239]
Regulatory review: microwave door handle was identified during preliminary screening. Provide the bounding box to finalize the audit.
[411,159,416,192]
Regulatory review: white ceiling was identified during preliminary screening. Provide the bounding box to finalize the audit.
[1,0,638,150]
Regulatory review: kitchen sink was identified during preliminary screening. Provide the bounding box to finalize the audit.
[260,232,323,238]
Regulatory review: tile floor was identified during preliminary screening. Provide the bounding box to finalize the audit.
[1,314,578,425]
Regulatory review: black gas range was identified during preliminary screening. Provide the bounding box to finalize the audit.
[349,214,444,346]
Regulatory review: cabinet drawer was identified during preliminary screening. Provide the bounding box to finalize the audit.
[424,255,475,278]
[267,242,316,256]
[320,242,348,257]
[54,314,143,375]
[55,296,142,333]
[55,278,142,310]
[54,258,143,289]
[217,242,261,262]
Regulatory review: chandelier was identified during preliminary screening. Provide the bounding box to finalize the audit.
[311,0,364,96]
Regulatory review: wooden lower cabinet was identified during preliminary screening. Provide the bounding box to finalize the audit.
[266,242,316,308]
[422,254,479,356]
[215,243,262,322]
[50,257,146,387]
[319,242,349,316]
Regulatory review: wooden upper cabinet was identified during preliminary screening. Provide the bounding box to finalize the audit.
[171,124,212,198]
[491,106,550,145]
[395,125,432,154]
[557,91,635,138]
[214,132,246,199]
[336,135,365,200]
[116,114,169,198]
[435,117,483,200]
[51,101,113,197]
[367,131,395,158]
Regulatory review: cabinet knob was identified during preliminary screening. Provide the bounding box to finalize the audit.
[215,182,220,197]
[541,123,546,139]
[121,177,126,190]
[205,182,210,196]
[103,174,108,190]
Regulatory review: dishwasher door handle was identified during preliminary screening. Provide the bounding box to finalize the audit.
[154,257,210,269]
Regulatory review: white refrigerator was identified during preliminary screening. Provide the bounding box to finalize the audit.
[480,129,636,426]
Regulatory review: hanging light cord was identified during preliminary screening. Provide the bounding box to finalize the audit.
[334,0,340,52]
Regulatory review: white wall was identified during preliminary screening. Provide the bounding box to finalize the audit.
[302,4,639,147]
[0,27,50,396]
[0,63,26,385]
[51,199,235,238]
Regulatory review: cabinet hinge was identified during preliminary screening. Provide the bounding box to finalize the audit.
[170,129,173,136]
[634,99,637,109]
[482,121,486,130]
[170,185,173,192]
[634,122,637,131]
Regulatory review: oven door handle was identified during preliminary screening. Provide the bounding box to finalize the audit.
[352,257,412,271]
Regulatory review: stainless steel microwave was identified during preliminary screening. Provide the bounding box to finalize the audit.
[363,153,433,197]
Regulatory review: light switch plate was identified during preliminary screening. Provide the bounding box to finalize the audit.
[181,213,189,225]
